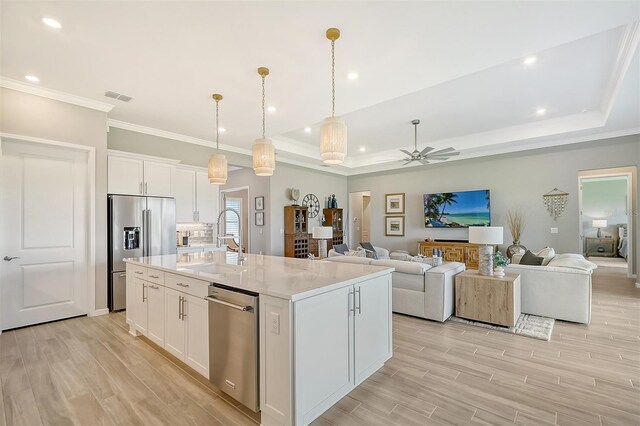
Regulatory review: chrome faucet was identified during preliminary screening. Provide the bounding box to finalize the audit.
[216,207,246,265]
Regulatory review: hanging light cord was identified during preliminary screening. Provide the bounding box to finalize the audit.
[261,74,266,139]
[215,99,220,151]
[331,39,336,117]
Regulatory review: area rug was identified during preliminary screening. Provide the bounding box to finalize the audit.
[449,314,555,341]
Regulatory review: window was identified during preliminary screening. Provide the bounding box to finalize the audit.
[224,197,242,241]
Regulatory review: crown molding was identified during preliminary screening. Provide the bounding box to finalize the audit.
[0,77,115,112]
[601,21,640,119]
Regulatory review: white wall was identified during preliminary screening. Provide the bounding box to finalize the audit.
[222,168,271,255]
[269,163,348,256]
[1,88,109,309]
[348,135,640,275]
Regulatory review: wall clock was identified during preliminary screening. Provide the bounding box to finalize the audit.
[302,193,320,218]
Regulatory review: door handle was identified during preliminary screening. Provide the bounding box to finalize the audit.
[144,182,148,194]
[176,283,189,288]
[178,296,183,320]
[356,287,362,314]
[181,297,187,319]
[142,283,147,302]
[3,256,20,261]
[348,289,355,314]
[139,182,143,194]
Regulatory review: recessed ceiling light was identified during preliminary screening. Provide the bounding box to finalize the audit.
[25,75,40,83]
[347,72,359,80]
[359,146,366,152]
[267,106,276,113]
[536,108,547,116]
[218,127,226,133]
[42,17,62,29]
[304,127,311,133]
[523,56,537,65]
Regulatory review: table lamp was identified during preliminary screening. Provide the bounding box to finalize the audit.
[469,226,504,276]
[592,219,607,238]
[312,226,333,259]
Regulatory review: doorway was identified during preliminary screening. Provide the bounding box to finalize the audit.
[349,191,371,250]
[0,137,94,330]
[220,187,250,252]
[578,167,634,278]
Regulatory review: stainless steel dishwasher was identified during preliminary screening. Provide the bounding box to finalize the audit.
[206,284,259,412]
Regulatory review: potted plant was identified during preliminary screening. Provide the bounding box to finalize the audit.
[506,208,527,260]
[493,251,510,277]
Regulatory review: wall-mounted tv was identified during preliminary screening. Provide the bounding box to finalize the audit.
[424,189,491,228]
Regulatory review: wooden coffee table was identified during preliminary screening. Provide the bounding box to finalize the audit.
[455,270,521,327]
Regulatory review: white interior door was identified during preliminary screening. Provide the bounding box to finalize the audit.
[1,139,89,330]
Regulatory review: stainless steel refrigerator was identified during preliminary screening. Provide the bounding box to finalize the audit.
[108,195,176,311]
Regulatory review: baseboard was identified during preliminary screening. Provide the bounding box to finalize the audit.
[89,308,109,317]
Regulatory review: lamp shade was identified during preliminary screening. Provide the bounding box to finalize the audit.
[252,138,275,176]
[320,116,347,164]
[592,219,607,228]
[208,153,227,185]
[469,226,503,245]
[312,226,333,239]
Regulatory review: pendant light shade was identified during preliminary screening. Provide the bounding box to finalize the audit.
[208,93,227,185]
[252,138,275,176]
[320,27,347,165]
[208,153,228,184]
[320,116,347,164]
[252,67,275,176]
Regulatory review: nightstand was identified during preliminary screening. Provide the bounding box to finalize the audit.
[455,270,521,327]
[585,237,616,257]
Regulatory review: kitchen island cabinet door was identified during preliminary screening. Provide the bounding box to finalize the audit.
[147,284,165,347]
[184,294,209,377]
[294,286,354,425]
[164,288,186,360]
[133,278,148,335]
[354,275,393,384]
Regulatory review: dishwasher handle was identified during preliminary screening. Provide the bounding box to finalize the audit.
[205,296,253,312]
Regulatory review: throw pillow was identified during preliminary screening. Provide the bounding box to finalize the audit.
[359,242,378,259]
[535,247,556,266]
[345,248,366,257]
[519,250,544,266]
[333,244,349,255]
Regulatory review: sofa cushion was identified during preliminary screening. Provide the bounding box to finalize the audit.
[520,250,544,266]
[390,251,413,261]
[372,259,431,275]
[345,248,366,257]
[325,256,372,265]
[333,243,348,254]
[547,256,597,272]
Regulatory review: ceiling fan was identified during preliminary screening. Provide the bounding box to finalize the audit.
[400,119,459,166]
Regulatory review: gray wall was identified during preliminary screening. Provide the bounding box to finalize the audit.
[269,163,348,256]
[107,127,252,168]
[348,135,640,275]
[582,178,628,239]
[222,168,271,255]
[1,88,109,310]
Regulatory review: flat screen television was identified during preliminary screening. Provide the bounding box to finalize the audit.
[424,189,491,228]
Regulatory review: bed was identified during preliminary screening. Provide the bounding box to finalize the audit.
[618,225,628,259]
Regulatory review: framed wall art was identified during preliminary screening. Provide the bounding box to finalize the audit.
[385,216,405,236]
[255,211,264,226]
[255,196,264,211]
[385,193,405,214]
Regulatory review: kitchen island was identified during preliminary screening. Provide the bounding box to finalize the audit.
[124,251,394,426]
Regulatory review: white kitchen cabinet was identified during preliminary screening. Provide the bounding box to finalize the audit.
[133,278,148,335]
[107,151,177,197]
[146,283,165,347]
[174,166,219,223]
[164,287,186,360]
[184,294,209,377]
[196,171,219,223]
[175,168,197,222]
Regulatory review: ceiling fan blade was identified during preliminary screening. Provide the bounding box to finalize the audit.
[419,146,435,156]
[399,150,414,157]
[419,159,431,166]
[402,159,414,166]
[428,147,458,156]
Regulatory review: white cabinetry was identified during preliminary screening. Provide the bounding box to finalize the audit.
[146,283,165,346]
[174,166,219,223]
[164,287,186,359]
[108,151,177,197]
[184,295,209,376]
[132,277,148,335]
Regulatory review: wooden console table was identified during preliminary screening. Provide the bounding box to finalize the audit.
[418,240,495,269]
[585,237,616,257]
[455,270,521,327]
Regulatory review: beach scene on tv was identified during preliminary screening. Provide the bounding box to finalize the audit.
[424,189,491,228]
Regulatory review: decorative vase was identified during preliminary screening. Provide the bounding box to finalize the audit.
[506,241,526,260]
[493,266,505,277]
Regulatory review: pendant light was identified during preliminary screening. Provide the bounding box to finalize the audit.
[208,93,227,185]
[320,27,347,165]
[252,67,276,176]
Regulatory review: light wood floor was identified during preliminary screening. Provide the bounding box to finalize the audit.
[1,266,638,425]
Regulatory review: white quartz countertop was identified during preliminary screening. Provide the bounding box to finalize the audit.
[124,252,394,301]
